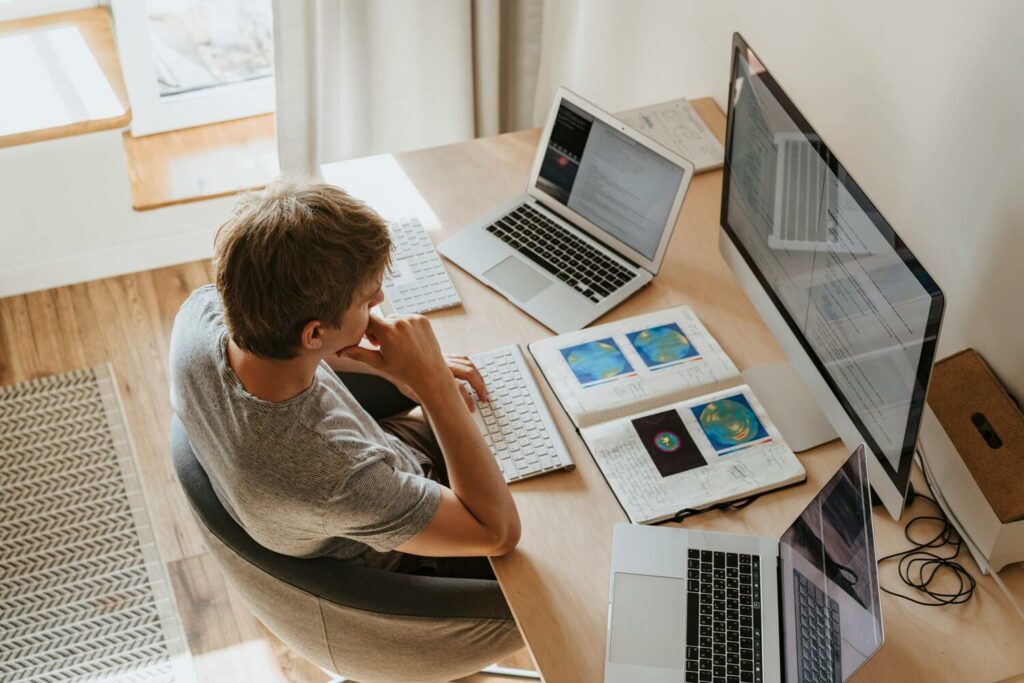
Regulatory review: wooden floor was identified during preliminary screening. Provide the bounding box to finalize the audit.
[0,261,533,682]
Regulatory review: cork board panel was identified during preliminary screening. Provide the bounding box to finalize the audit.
[927,349,1024,523]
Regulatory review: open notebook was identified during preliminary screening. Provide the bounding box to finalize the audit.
[529,305,806,523]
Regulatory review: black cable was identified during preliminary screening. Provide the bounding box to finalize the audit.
[665,493,764,524]
[877,488,977,607]
[658,463,977,605]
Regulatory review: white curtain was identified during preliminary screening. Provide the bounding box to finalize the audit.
[272,0,711,176]
[273,0,543,176]
[531,0,717,123]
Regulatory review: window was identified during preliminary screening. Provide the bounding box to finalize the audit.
[0,0,98,23]
[111,0,274,135]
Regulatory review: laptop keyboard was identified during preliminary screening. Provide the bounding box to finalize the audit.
[794,569,841,683]
[685,549,763,683]
[484,204,635,303]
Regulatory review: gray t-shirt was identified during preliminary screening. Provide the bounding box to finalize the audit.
[169,285,441,571]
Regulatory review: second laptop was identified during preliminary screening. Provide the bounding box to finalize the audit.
[439,87,695,334]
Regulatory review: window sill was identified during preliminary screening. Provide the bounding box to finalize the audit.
[122,113,277,211]
[0,8,131,149]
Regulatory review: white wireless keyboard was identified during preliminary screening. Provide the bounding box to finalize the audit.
[382,216,461,315]
[468,344,574,483]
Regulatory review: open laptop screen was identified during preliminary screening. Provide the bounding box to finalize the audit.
[779,446,883,681]
[535,99,685,261]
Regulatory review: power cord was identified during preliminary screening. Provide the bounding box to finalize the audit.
[877,486,977,606]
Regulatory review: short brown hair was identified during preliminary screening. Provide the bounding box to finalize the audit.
[214,177,391,359]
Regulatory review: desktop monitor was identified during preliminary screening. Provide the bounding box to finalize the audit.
[719,33,945,520]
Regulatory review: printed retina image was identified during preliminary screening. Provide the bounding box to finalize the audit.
[559,338,635,387]
[691,394,770,453]
[631,409,705,478]
[626,322,701,369]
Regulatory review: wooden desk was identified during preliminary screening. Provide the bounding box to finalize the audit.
[322,98,1024,682]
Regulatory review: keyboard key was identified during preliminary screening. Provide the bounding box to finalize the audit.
[382,216,461,314]
[486,206,636,299]
[469,345,574,484]
[688,549,762,683]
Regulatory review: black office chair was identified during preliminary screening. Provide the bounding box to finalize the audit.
[170,414,531,682]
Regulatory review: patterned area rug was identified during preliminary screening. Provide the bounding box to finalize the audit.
[0,366,192,682]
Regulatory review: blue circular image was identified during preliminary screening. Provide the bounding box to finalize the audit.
[699,399,760,447]
[631,325,693,366]
[563,340,630,384]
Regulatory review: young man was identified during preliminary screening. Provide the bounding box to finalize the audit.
[169,178,523,675]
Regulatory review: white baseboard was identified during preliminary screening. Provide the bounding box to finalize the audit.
[0,226,218,299]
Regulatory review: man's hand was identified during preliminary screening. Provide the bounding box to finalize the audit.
[337,314,489,411]
[442,354,489,412]
[333,351,489,411]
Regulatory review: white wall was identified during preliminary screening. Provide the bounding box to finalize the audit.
[532,1,719,120]
[538,0,1024,399]
[0,129,234,298]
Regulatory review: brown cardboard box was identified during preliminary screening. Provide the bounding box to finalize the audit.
[920,349,1024,571]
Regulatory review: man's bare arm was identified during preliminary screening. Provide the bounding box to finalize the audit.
[340,314,519,556]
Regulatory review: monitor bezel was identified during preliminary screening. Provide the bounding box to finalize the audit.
[719,32,945,502]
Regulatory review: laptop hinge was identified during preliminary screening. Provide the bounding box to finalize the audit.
[530,197,644,272]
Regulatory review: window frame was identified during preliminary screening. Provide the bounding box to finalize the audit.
[110,0,274,136]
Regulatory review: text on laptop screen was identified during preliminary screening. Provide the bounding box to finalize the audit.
[535,99,685,261]
[779,449,882,681]
[724,49,943,482]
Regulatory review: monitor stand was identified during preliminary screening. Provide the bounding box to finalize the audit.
[742,362,838,453]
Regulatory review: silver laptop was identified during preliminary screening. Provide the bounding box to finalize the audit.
[605,445,883,683]
[438,87,694,334]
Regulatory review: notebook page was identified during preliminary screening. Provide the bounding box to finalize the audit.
[616,98,724,173]
[530,306,741,428]
[579,385,806,524]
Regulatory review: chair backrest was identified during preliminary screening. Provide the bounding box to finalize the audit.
[169,416,515,682]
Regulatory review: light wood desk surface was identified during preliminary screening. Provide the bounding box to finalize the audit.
[322,98,1024,683]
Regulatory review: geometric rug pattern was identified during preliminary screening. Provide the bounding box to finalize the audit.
[0,366,192,682]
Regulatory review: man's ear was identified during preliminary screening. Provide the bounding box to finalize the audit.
[299,320,323,351]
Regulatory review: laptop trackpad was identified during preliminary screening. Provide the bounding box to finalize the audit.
[484,255,551,303]
[608,573,688,669]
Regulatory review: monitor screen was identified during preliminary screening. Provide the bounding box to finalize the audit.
[535,99,686,261]
[780,446,883,681]
[721,37,944,497]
